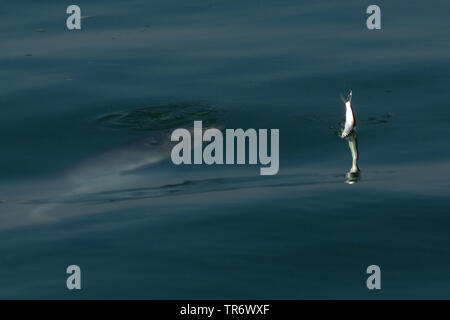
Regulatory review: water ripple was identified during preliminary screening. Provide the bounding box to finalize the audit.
[96,103,221,131]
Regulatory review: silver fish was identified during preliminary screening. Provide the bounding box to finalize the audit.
[341,91,355,138]
[340,91,360,183]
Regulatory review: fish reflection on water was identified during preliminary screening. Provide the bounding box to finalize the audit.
[344,131,360,184]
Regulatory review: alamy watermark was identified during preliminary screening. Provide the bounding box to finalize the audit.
[366,265,381,290]
[66,5,81,30]
[66,265,81,290]
[170,121,279,176]
[366,5,381,30]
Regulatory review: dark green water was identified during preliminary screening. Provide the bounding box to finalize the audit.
[1,0,450,298]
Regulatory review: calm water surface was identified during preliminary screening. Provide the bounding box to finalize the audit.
[0,0,449,298]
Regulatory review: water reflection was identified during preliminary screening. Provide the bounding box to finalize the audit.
[344,131,360,184]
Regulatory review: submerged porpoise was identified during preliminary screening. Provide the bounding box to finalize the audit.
[26,130,176,223]
[27,124,217,224]
[69,130,174,188]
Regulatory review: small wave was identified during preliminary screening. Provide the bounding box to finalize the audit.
[366,113,393,125]
[96,103,221,131]
[24,173,345,206]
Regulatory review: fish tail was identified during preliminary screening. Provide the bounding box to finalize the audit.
[340,90,352,104]
[347,90,352,103]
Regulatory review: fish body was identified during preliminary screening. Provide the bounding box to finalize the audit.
[341,91,355,138]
